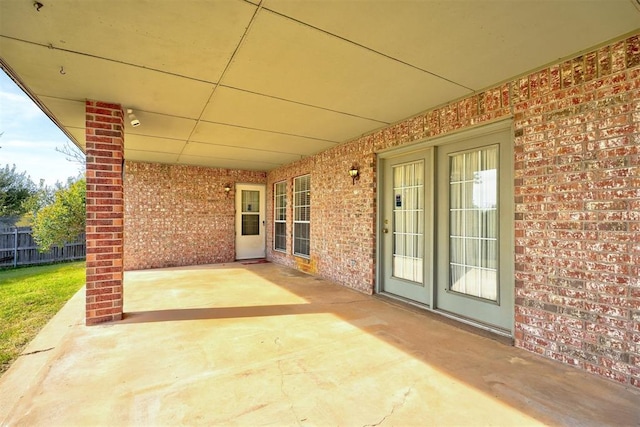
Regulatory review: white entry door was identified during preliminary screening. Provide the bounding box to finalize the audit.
[235,184,266,260]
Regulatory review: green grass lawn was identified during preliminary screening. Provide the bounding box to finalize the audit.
[0,261,85,375]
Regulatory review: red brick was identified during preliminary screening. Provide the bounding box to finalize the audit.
[111,35,640,387]
[124,162,266,270]
[85,100,124,326]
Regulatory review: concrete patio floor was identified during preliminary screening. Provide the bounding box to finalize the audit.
[1,262,639,426]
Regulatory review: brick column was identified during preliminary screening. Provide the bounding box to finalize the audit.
[85,100,124,325]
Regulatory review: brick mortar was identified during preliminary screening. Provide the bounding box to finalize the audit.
[124,162,266,270]
[264,34,640,387]
[85,100,124,325]
[120,35,639,387]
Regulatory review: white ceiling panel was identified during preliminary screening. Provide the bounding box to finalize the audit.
[125,150,180,166]
[66,127,86,150]
[124,113,196,141]
[177,154,280,172]
[222,10,471,123]
[191,121,337,156]
[202,86,387,142]
[0,38,215,119]
[264,0,640,90]
[39,96,85,129]
[0,0,258,83]
[124,135,186,155]
[1,1,637,172]
[180,142,303,165]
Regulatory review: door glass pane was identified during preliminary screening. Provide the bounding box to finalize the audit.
[392,161,424,283]
[448,146,498,301]
[241,190,260,236]
[242,214,259,236]
[242,190,259,213]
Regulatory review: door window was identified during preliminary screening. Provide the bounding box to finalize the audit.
[241,190,260,236]
[392,161,424,283]
[448,146,499,301]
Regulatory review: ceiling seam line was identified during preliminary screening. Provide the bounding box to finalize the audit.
[55,93,380,139]
[176,154,283,166]
[262,7,475,92]
[218,84,391,125]
[185,140,320,157]
[197,120,340,144]
[120,134,186,143]
[178,0,266,163]
[126,147,283,164]
[0,35,215,85]
[3,36,392,126]
[48,88,389,127]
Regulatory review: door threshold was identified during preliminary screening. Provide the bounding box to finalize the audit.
[376,292,514,345]
[238,258,269,265]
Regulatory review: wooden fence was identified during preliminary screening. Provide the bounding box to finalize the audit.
[0,227,86,268]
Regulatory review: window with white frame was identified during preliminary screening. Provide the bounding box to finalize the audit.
[293,175,311,257]
[274,181,287,252]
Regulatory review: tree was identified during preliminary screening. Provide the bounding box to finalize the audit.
[55,141,86,170]
[21,179,57,222]
[31,178,86,251]
[0,164,36,217]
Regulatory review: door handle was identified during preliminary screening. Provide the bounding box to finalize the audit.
[382,228,389,234]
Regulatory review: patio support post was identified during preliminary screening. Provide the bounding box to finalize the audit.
[85,100,124,325]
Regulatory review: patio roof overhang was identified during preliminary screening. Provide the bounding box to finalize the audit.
[1,0,639,172]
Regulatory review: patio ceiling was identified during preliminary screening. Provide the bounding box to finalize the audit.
[1,1,639,171]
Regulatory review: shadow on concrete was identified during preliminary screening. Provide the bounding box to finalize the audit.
[121,304,326,323]
[116,262,640,426]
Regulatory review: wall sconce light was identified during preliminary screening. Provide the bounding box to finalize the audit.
[224,183,232,197]
[349,165,360,185]
[127,109,141,127]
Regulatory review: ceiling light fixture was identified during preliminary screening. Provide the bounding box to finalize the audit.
[127,109,140,127]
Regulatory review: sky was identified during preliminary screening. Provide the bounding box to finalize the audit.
[0,70,83,186]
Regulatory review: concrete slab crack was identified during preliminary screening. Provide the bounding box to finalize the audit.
[274,337,303,426]
[363,386,413,427]
[20,347,54,356]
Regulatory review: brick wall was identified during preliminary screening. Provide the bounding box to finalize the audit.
[85,100,124,325]
[124,162,266,270]
[512,37,640,386]
[266,145,376,294]
[266,34,639,387]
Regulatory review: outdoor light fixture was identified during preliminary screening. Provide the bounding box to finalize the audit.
[349,165,360,185]
[127,109,141,127]
[224,183,232,196]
